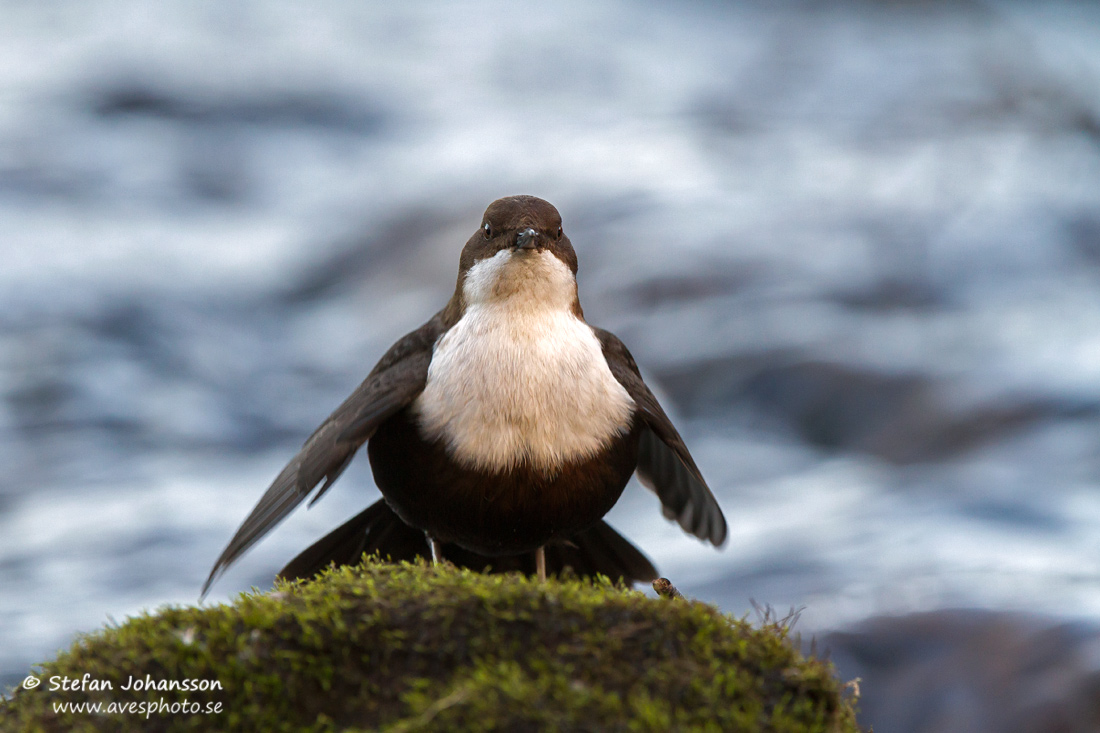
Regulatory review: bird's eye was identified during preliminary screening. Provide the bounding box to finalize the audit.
[483,222,492,237]
[555,226,563,240]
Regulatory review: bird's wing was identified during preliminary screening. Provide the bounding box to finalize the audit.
[595,328,728,546]
[200,315,444,598]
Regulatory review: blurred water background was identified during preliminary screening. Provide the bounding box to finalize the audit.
[3,1,1100,730]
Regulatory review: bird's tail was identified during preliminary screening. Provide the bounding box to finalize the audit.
[278,499,658,585]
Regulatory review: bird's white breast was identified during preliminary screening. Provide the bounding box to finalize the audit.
[413,249,635,474]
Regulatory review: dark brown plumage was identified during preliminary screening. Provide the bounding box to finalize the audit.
[201,195,726,598]
[277,500,658,586]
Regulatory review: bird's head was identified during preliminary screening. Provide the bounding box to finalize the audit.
[454,196,581,313]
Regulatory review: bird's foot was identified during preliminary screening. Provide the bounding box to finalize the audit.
[535,545,546,582]
[429,538,445,565]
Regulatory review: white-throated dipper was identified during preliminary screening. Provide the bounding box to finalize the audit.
[202,195,726,597]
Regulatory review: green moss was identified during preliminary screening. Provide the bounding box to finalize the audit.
[1,560,860,732]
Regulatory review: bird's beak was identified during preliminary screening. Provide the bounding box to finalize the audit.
[514,228,540,252]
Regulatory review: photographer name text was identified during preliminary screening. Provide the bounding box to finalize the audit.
[48,674,222,692]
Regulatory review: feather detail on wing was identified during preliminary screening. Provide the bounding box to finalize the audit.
[200,316,443,599]
[595,328,728,546]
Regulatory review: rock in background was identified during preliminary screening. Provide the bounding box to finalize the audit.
[823,610,1100,733]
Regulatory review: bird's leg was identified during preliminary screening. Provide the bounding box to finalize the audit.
[535,545,546,582]
[429,537,444,565]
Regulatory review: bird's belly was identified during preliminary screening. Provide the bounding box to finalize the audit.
[368,409,641,555]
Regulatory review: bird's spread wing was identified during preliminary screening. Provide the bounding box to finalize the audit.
[200,316,444,598]
[596,328,728,546]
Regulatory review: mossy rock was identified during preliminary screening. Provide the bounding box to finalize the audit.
[1,560,860,732]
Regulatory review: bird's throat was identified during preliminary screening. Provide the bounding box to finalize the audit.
[414,252,635,474]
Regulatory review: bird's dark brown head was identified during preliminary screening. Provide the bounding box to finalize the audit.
[457,195,578,276]
[442,196,583,321]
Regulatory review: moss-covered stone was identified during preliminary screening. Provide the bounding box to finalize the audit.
[1,560,860,732]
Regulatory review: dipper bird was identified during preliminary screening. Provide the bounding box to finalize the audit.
[201,195,726,597]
